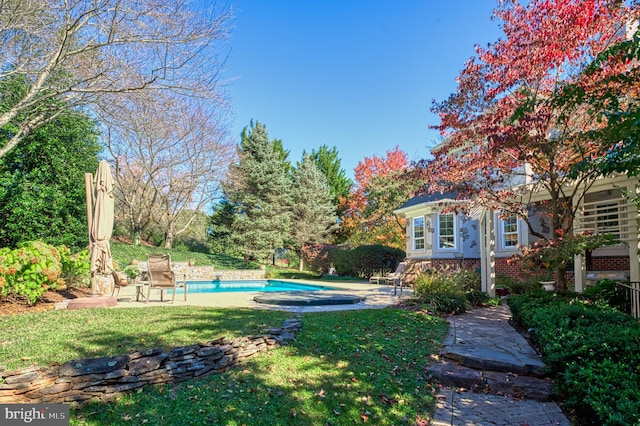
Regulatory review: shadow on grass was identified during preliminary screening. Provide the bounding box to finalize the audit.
[70,308,448,425]
[0,307,290,371]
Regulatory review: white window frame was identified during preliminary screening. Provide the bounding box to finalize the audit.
[500,214,519,249]
[413,217,425,251]
[437,213,456,251]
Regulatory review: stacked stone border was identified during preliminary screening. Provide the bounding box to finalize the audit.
[0,318,301,404]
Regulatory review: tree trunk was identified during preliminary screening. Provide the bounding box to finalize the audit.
[164,230,174,249]
[555,264,568,291]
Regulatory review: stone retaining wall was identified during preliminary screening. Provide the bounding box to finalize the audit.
[0,319,300,404]
[142,263,266,281]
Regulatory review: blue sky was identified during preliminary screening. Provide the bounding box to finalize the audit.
[224,1,504,178]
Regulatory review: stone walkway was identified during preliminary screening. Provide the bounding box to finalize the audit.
[428,304,571,426]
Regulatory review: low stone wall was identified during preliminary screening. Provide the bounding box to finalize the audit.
[184,266,266,281]
[139,263,266,281]
[0,319,300,404]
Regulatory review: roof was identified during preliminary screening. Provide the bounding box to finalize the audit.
[396,191,461,210]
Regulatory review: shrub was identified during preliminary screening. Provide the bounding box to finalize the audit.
[582,279,628,311]
[0,241,64,304]
[508,293,640,425]
[563,359,640,426]
[423,293,468,315]
[450,269,481,291]
[59,246,90,288]
[465,289,492,307]
[495,274,515,289]
[332,245,404,278]
[301,244,336,274]
[413,271,458,298]
[508,276,544,294]
[413,271,470,314]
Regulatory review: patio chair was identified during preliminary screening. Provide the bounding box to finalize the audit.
[145,254,187,303]
[111,270,126,298]
[369,262,406,295]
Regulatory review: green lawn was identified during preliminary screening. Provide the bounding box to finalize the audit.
[110,242,262,270]
[0,307,290,371]
[0,307,448,425]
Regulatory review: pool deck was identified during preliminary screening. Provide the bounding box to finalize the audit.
[111,280,412,313]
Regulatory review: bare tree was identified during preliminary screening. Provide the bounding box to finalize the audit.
[105,92,235,247]
[0,0,232,158]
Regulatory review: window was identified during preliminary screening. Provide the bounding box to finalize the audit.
[413,217,425,250]
[438,213,456,249]
[502,214,519,248]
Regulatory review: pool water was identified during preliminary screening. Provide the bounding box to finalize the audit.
[181,280,327,294]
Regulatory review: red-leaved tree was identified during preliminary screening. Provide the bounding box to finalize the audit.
[419,0,637,290]
[341,146,419,249]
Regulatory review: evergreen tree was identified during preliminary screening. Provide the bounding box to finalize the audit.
[291,155,338,271]
[0,82,101,249]
[209,198,239,256]
[306,145,352,206]
[224,122,293,263]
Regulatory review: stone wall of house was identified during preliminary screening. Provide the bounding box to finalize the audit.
[0,319,300,405]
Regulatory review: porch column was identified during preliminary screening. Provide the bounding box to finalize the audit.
[627,182,640,283]
[573,195,586,292]
[480,209,496,297]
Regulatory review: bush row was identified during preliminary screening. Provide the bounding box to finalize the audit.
[413,269,499,314]
[0,241,89,305]
[302,244,405,277]
[508,291,640,426]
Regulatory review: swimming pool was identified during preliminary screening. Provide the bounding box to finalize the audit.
[181,280,327,294]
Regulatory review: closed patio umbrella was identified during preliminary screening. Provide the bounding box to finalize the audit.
[89,160,114,295]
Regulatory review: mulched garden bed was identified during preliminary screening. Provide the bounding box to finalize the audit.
[0,287,94,316]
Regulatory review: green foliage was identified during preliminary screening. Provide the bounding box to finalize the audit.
[208,199,241,256]
[563,359,640,426]
[508,293,640,425]
[423,293,469,315]
[110,242,260,270]
[413,271,468,314]
[519,233,619,282]
[0,241,63,304]
[224,122,293,263]
[0,307,290,371]
[450,269,481,291]
[290,155,338,252]
[413,269,492,314]
[58,246,90,288]
[508,276,546,294]
[123,265,141,279]
[464,289,495,307]
[305,144,353,207]
[332,244,405,278]
[414,272,459,297]
[263,265,320,280]
[0,78,100,249]
[495,274,516,289]
[582,279,628,311]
